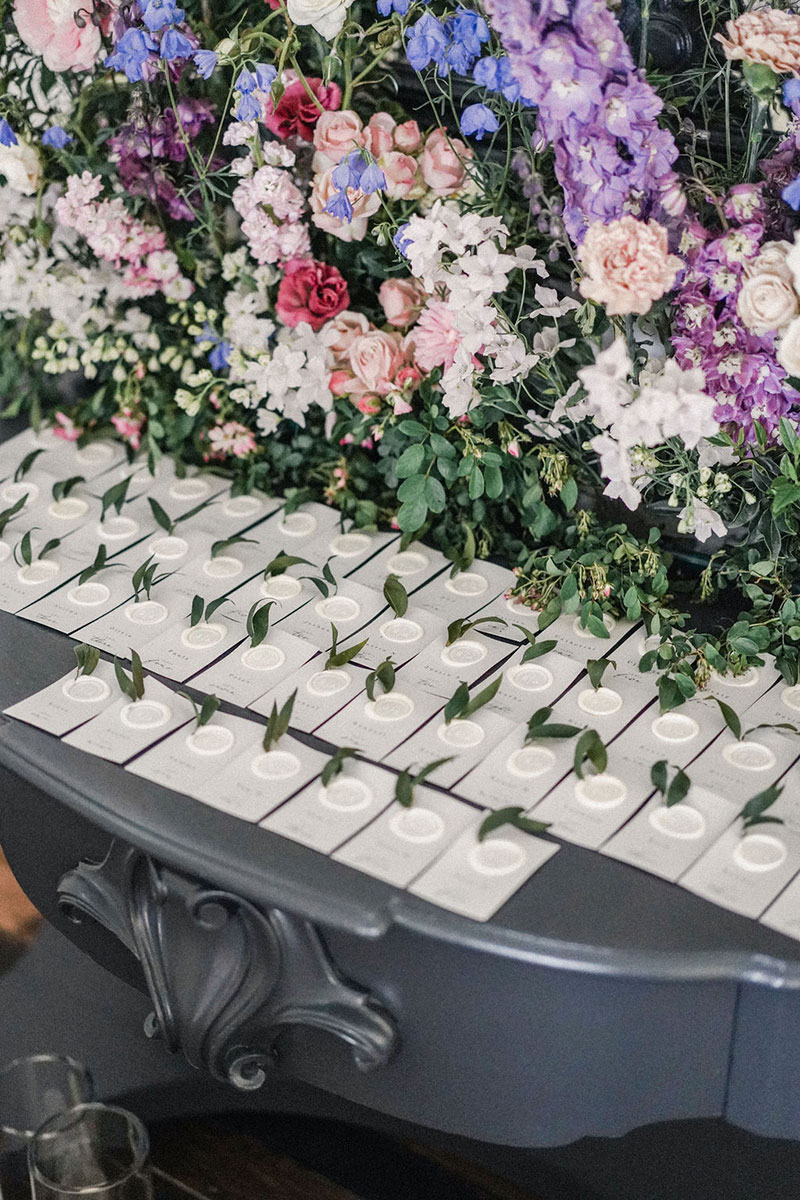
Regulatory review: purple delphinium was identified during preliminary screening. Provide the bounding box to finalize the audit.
[109,98,215,221]
[460,102,499,140]
[480,0,682,241]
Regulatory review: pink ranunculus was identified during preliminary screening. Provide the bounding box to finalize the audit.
[411,300,463,371]
[309,167,381,242]
[322,310,371,362]
[263,78,341,142]
[419,128,473,195]
[312,109,366,171]
[14,0,115,71]
[348,330,406,396]
[53,411,82,441]
[364,112,395,159]
[578,216,683,317]
[380,151,421,200]
[379,277,426,328]
[276,257,350,331]
[393,120,421,153]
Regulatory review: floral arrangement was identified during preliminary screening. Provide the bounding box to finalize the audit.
[3,0,800,706]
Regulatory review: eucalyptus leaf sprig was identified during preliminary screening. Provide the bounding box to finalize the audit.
[443,674,503,724]
[512,626,558,664]
[51,476,85,503]
[100,475,134,521]
[326,622,367,670]
[740,783,784,831]
[383,573,408,618]
[447,615,507,645]
[0,494,28,538]
[478,807,550,842]
[179,692,222,729]
[394,757,455,807]
[13,529,61,566]
[365,657,395,701]
[246,599,275,647]
[114,650,145,702]
[189,594,231,627]
[650,760,691,807]
[130,554,170,601]
[73,643,100,678]
[262,689,296,752]
[321,746,359,787]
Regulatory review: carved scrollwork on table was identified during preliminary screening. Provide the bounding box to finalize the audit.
[58,842,398,1090]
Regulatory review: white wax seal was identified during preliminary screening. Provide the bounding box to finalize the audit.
[505,597,531,616]
[76,442,114,465]
[2,481,37,505]
[651,712,699,743]
[306,669,350,697]
[186,724,235,755]
[577,686,623,716]
[365,692,414,721]
[440,639,488,668]
[722,741,776,771]
[169,477,210,500]
[203,555,243,579]
[98,516,139,541]
[181,622,226,650]
[315,595,361,622]
[574,773,627,809]
[781,685,800,713]
[648,804,707,840]
[223,495,262,518]
[444,571,488,597]
[260,575,302,600]
[468,838,527,876]
[0,541,10,563]
[572,614,616,638]
[330,532,371,557]
[506,745,556,779]
[17,560,59,585]
[380,617,424,644]
[241,644,285,672]
[437,719,484,748]
[279,511,316,537]
[148,535,188,561]
[389,806,445,844]
[67,582,111,607]
[120,700,171,730]
[733,833,787,873]
[712,666,759,689]
[62,676,111,704]
[319,778,373,812]
[251,750,301,780]
[125,599,168,625]
[48,496,89,521]
[508,663,553,693]
[387,550,428,576]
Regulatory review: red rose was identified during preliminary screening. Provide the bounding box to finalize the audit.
[276,259,350,331]
[263,78,342,142]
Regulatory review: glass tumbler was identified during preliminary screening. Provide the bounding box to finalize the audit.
[0,1056,94,1200]
[28,1105,152,1200]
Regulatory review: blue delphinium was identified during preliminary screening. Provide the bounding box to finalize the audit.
[160,25,193,60]
[406,9,489,77]
[41,126,72,149]
[405,13,448,72]
[235,91,262,121]
[0,119,18,147]
[142,0,185,31]
[377,0,410,15]
[459,103,499,140]
[209,341,232,372]
[784,78,800,118]
[193,49,218,78]
[106,28,158,82]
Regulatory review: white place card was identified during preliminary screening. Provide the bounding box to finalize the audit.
[18,565,135,634]
[260,758,396,852]
[277,579,386,652]
[760,870,800,940]
[63,678,195,763]
[303,524,399,576]
[455,724,576,811]
[624,695,728,763]
[350,539,447,592]
[737,677,800,729]
[272,501,343,546]
[708,658,783,706]
[127,711,262,798]
[383,708,516,789]
[189,488,281,536]
[318,685,445,760]
[479,646,584,723]
[680,822,800,919]
[3,660,119,735]
[138,608,246,683]
[409,824,559,922]
[191,732,328,823]
[601,786,740,882]
[189,628,316,708]
[248,657,368,734]
[0,538,84,614]
[347,602,445,670]
[398,632,514,700]
[332,787,476,887]
[410,560,515,625]
[688,727,800,797]
[75,581,196,656]
[553,667,656,742]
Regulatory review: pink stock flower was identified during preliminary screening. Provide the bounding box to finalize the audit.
[111,408,143,451]
[578,216,682,316]
[53,411,82,441]
[411,300,464,371]
[207,421,257,458]
[14,0,117,72]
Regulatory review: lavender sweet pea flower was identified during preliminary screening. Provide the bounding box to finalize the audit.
[209,341,232,371]
[332,150,367,190]
[406,13,447,72]
[255,63,277,89]
[785,78,800,117]
[41,126,72,148]
[193,49,218,78]
[325,189,354,222]
[235,92,262,121]
[106,28,158,82]
[236,67,257,93]
[359,160,386,193]
[0,119,18,147]
[160,26,193,61]
[142,0,185,31]
[459,102,499,140]
[782,176,800,210]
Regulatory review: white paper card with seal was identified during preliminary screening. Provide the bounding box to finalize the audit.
[63,678,195,763]
[3,660,119,736]
[261,759,397,853]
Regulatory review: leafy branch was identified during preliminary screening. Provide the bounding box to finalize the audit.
[394,757,454,807]
[443,674,503,723]
[650,760,691,807]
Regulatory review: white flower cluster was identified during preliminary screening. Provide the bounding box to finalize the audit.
[399,202,544,416]
[573,340,725,539]
[231,323,332,431]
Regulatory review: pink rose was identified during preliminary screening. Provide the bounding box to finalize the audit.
[411,300,463,371]
[323,310,371,362]
[276,258,350,331]
[717,10,800,76]
[329,369,354,396]
[419,128,472,195]
[365,112,396,159]
[264,78,341,142]
[379,277,426,328]
[310,167,381,242]
[348,330,406,395]
[312,110,366,170]
[393,120,421,153]
[578,216,683,317]
[14,0,115,71]
[381,151,421,200]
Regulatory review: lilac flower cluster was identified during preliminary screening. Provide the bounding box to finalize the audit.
[108,98,215,221]
[106,0,196,82]
[324,150,386,223]
[672,191,800,440]
[480,0,682,241]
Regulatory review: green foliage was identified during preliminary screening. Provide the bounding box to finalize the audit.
[262,690,296,751]
[477,807,550,842]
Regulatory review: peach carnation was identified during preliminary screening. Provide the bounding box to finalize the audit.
[717,10,800,77]
[578,216,682,317]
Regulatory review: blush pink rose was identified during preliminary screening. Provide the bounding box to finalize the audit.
[14,0,115,71]
[393,120,422,153]
[381,151,421,200]
[276,258,350,331]
[578,216,683,316]
[419,128,473,195]
[310,167,381,242]
[312,109,366,170]
[364,112,396,158]
[379,277,427,328]
[411,300,463,371]
[717,10,800,76]
[322,310,370,362]
[348,330,406,395]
